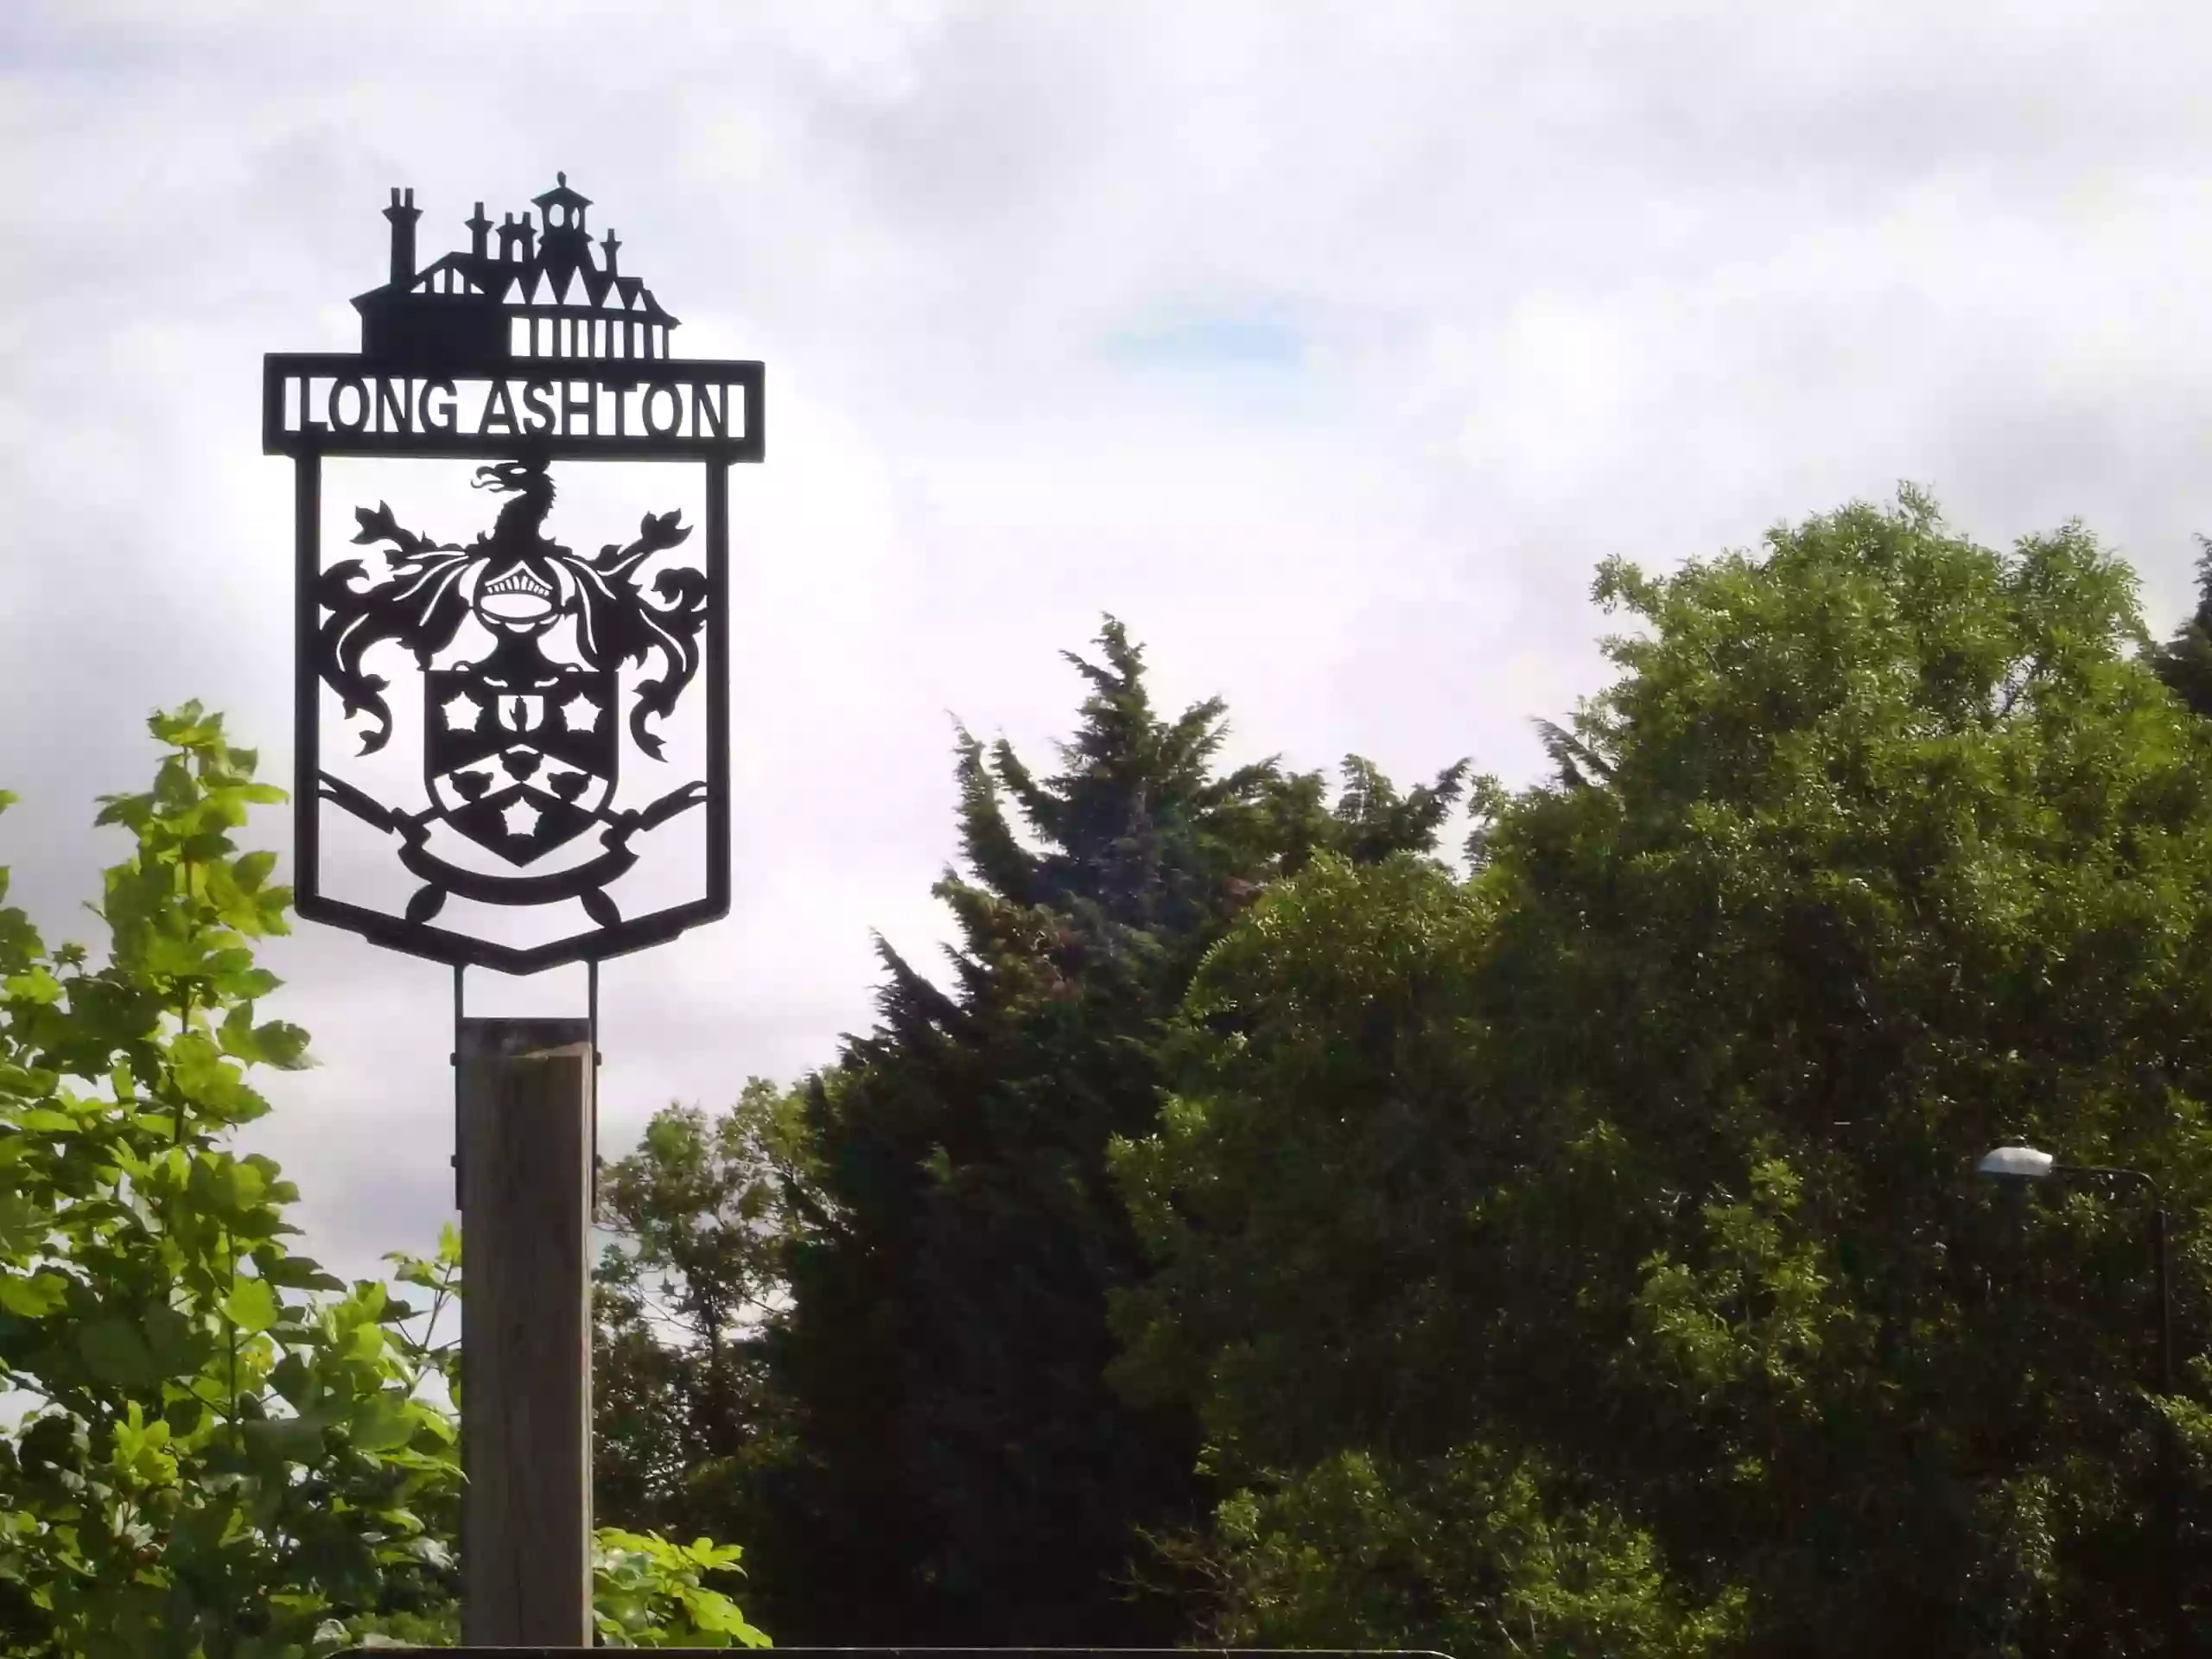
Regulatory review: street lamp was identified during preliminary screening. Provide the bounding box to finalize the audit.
[1977,1146,2186,1652]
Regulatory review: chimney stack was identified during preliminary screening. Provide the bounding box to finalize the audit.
[600,227,621,277]
[516,211,537,263]
[384,187,421,289]
[467,200,493,262]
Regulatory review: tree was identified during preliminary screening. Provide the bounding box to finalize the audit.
[1116,492,2212,1656]
[1484,491,2212,1655]
[697,618,1467,1644]
[2151,533,2212,716]
[0,706,766,1657]
[595,1081,812,1550]
[1111,852,1748,1656]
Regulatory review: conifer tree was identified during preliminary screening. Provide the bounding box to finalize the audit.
[732,619,1467,1644]
[2152,535,2212,716]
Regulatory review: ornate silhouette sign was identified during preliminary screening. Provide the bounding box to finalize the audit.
[265,179,763,971]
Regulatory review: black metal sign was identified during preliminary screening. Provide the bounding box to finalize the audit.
[265,178,762,973]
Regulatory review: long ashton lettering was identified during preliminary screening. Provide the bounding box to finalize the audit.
[285,375,742,442]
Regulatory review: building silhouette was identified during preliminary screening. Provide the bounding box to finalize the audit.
[354,176,681,373]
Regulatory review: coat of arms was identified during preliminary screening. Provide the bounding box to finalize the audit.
[315,451,709,930]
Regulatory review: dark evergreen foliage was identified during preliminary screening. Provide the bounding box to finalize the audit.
[603,619,1465,1644]
[2152,534,2212,717]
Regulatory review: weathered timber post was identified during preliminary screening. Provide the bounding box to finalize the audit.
[457,1017,595,1647]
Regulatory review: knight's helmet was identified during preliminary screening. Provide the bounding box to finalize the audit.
[472,451,563,631]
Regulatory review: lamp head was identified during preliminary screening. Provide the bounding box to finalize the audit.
[1978,1145,2056,1181]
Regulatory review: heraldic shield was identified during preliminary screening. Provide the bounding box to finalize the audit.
[423,664,619,865]
[308,448,714,945]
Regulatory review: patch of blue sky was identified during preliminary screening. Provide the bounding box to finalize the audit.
[1105,315,1310,372]
[1099,308,1329,424]
[0,9,168,79]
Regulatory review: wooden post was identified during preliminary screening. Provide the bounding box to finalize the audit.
[457,1017,595,1647]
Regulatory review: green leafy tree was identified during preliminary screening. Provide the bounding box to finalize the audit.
[709,619,1466,1644]
[1205,1446,1747,1658]
[0,706,766,1659]
[1111,852,1746,1656]
[591,1530,768,1650]
[1118,493,2212,1656]
[1487,491,2212,1656]
[595,1082,813,1550]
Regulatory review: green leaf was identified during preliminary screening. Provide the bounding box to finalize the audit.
[223,1274,280,1336]
[384,1251,441,1290]
[0,1190,50,1255]
[220,1001,266,1063]
[170,1034,244,1112]
[254,1020,313,1070]
[3,968,62,1006]
[10,1106,74,1132]
[0,1270,68,1317]
[243,1407,340,1459]
[259,1252,347,1293]
[77,1317,162,1387]
[348,1392,417,1453]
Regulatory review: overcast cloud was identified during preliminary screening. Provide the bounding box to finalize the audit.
[4,0,2212,1279]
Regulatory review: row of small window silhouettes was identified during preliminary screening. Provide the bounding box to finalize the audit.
[506,314,675,360]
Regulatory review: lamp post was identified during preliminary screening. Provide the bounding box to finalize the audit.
[1977,1146,2186,1653]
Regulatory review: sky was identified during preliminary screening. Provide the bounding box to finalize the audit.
[5,0,2212,1282]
